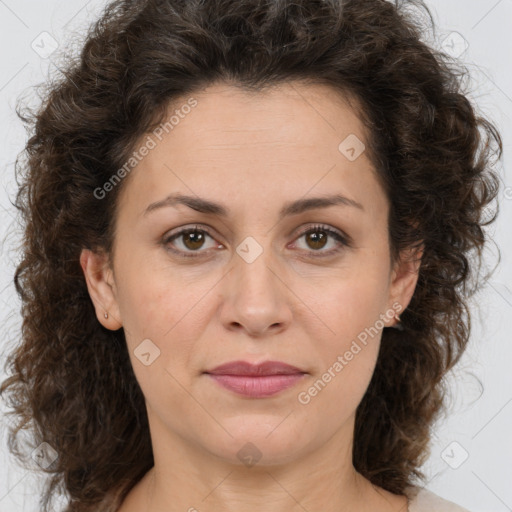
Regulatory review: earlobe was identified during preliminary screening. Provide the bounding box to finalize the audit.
[79,248,123,330]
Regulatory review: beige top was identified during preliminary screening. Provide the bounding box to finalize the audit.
[406,486,471,512]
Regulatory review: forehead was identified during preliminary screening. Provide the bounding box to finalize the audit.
[177,80,367,146]
[116,80,386,223]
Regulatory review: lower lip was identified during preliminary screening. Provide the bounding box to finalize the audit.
[207,373,306,397]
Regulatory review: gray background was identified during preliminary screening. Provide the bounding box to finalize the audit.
[0,1,511,511]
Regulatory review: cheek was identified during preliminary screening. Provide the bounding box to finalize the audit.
[293,259,389,405]
[299,263,390,346]
[294,278,385,429]
[115,256,213,340]
[316,281,384,383]
[119,274,202,416]
[116,264,217,390]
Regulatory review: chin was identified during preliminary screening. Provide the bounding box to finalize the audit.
[201,419,313,468]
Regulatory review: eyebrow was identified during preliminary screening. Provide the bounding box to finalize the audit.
[143,192,364,218]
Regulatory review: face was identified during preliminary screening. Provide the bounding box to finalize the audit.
[81,81,420,468]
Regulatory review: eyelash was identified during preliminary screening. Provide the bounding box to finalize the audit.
[162,224,351,259]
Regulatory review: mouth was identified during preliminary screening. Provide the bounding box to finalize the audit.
[204,360,307,398]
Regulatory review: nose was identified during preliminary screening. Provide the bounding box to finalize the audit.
[219,243,293,338]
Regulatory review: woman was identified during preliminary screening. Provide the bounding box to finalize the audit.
[1,0,503,511]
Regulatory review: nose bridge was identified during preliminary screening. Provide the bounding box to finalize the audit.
[233,234,280,300]
[220,233,292,335]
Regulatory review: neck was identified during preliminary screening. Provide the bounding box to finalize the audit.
[122,411,406,512]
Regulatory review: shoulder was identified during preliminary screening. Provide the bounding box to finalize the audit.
[405,485,472,512]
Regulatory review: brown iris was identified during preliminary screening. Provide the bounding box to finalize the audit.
[304,229,328,250]
[182,230,206,250]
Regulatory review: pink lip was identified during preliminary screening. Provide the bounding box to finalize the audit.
[205,360,307,398]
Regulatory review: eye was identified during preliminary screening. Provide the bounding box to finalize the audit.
[291,224,350,257]
[163,225,222,258]
[162,223,350,259]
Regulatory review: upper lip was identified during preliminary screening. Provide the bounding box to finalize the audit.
[205,360,306,376]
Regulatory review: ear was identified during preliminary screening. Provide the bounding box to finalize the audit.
[386,243,424,325]
[80,248,123,330]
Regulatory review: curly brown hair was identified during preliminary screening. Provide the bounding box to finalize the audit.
[1,0,503,511]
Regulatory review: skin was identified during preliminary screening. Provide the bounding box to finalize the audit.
[80,81,421,512]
